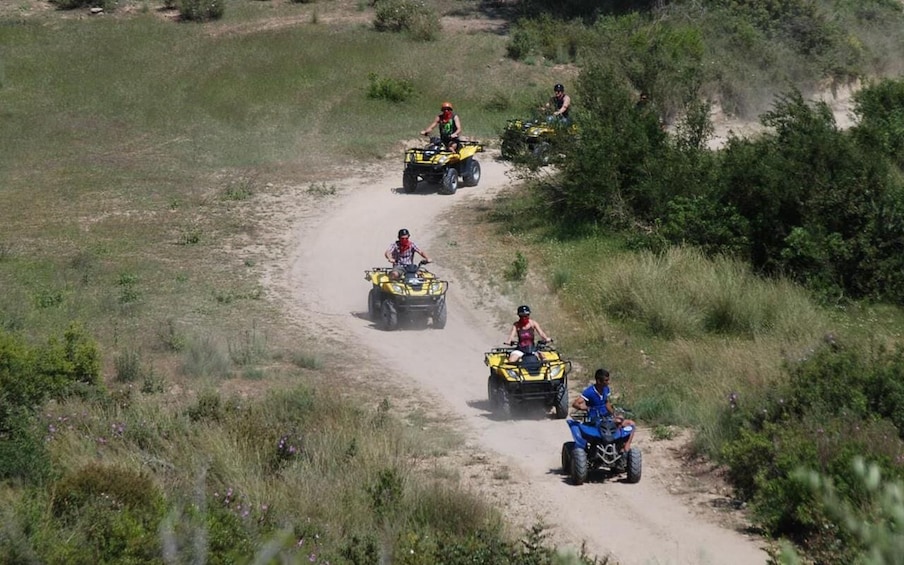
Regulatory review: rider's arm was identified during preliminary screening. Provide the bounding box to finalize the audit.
[385,243,396,263]
[452,115,462,138]
[532,320,550,341]
[572,395,588,411]
[555,95,571,116]
[414,244,431,263]
[420,116,439,136]
[508,324,518,344]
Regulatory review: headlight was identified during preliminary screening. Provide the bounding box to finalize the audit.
[437,156,448,165]
[390,284,404,293]
[505,369,520,380]
[430,282,443,293]
[549,365,563,378]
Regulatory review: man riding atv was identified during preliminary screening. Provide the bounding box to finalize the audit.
[421,101,462,153]
[385,228,431,280]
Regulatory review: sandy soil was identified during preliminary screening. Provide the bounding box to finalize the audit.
[258,152,771,565]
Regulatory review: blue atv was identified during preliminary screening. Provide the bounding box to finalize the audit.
[561,413,642,485]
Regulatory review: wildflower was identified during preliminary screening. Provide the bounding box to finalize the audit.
[296,538,305,547]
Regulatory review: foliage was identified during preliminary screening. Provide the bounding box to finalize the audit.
[373,0,441,41]
[366,73,415,103]
[781,458,904,565]
[544,62,670,226]
[721,339,904,560]
[0,324,102,432]
[178,0,224,22]
[505,15,589,64]
[505,251,529,282]
[48,464,166,563]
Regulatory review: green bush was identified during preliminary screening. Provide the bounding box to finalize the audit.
[721,340,904,560]
[366,73,415,103]
[373,0,441,41]
[179,0,225,22]
[0,323,102,431]
[50,464,165,562]
[0,412,51,483]
[505,16,588,64]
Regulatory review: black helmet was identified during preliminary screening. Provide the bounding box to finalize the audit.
[554,83,565,92]
[398,228,410,238]
[517,305,531,316]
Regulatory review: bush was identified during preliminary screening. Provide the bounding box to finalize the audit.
[50,464,165,562]
[0,323,102,431]
[373,0,441,41]
[179,0,224,22]
[366,73,415,103]
[721,340,904,560]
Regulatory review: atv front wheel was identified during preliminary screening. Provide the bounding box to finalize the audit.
[554,383,569,419]
[367,288,381,322]
[532,141,552,165]
[626,447,642,484]
[561,441,575,474]
[461,159,481,187]
[380,300,399,331]
[402,171,418,193]
[570,447,588,485]
[432,297,447,329]
[441,168,458,195]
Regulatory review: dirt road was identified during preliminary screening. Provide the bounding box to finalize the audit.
[278,156,769,565]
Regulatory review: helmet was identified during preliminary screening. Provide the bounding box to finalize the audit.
[398,228,410,238]
[441,102,453,110]
[517,305,531,316]
[554,83,564,92]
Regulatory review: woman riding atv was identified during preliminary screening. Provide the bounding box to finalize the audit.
[421,101,462,153]
[507,305,551,363]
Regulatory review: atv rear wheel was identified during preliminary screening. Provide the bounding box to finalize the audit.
[432,297,447,329]
[402,171,418,193]
[380,300,399,331]
[441,168,458,195]
[561,441,575,474]
[570,447,588,485]
[367,288,381,322]
[626,447,642,484]
[554,383,569,419]
[461,159,481,187]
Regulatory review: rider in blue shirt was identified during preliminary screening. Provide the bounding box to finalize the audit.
[571,368,635,453]
[572,368,613,420]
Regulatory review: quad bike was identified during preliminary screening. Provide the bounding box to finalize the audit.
[364,260,448,331]
[402,135,483,195]
[561,410,642,485]
[484,340,572,419]
[500,116,577,166]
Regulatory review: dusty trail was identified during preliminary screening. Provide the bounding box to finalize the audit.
[282,158,769,565]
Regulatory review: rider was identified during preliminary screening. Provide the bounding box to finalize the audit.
[507,305,551,363]
[572,368,635,453]
[384,228,431,280]
[544,83,571,123]
[421,101,462,152]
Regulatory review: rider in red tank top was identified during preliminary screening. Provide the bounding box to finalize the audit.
[507,305,551,363]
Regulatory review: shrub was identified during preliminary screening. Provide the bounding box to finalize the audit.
[373,0,441,41]
[366,73,415,103]
[505,251,528,281]
[50,464,165,562]
[179,0,224,22]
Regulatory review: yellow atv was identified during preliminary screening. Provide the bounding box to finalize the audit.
[403,136,483,195]
[364,260,448,331]
[500,116,577,166]
[484,340,572,419]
